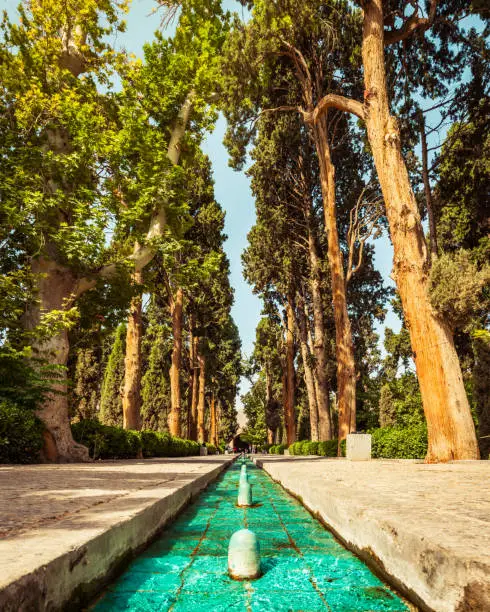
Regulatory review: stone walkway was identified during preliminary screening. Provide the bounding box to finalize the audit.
[254,456,490,612]
[0,456,234,611]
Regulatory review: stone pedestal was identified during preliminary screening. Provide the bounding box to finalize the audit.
[346,434,371,461]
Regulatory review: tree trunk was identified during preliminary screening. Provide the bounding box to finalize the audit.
[285,296,297,445]
[189,332,199,441]
[419,111,438,260]
[27,258,89,462]
[296,294,319,441]
[265,365,276,445]
[197,352,206,444]
[305,208,333,440]
[312,118,356,452]
[210,391,218,447]
[362,0,479,461]
[168,287,183,436]
[122,268,143,430]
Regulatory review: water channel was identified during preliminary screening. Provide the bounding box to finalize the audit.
[92,459,410,611]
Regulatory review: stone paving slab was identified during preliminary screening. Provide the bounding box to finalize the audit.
[254,456,490,612]
[0,456,235,611]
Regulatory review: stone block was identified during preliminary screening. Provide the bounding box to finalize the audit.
[346,434,371,461]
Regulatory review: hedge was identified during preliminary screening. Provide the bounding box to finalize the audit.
[71,419,201,460]
[269,444,287,455]
[288,439,346,457]
[284,427,428,460]
[0,401,44,464]
[370,424,428,459]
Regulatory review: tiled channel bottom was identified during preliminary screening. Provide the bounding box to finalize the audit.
[91,459,409,611]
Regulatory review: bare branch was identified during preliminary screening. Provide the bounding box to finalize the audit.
[384,0,438,46]
[307,94,365,124]
[346,186,383,286]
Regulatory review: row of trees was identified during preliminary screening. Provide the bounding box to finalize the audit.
[0,0,241,461]
[233,0,489,461]
[0,0,487,463]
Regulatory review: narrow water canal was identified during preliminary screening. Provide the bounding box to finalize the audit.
[92,459,409,611]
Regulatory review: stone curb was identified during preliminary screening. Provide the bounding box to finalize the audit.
[0,456,235,611]
[254,457,490,612]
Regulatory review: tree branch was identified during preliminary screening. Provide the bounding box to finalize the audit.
[306,94,365,124]
[384,0,438,46]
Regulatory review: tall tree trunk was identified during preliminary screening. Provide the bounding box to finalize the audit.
[197,352,206,444]
[285,295,297,445]
[312,118,356,452]
[362,0,479,461]
[418,111,438,260]
[122,268,143,430]
[189,332,199,440]
[296,294,319,441]
[168,287,183,436]
[210,391,218,447]
[265,365,276,444]
[305,208,333,440]
[27,258,89,462]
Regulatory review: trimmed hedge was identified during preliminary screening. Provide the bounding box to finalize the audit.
[269,444,287,455]
[71,419,201,460]
[0,401,44,464]
[370,424,428,459]
[285,427,428,460]
[288,439,346,457]
[205,443,217,455]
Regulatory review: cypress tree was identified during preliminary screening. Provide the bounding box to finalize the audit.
[99,324,126,427]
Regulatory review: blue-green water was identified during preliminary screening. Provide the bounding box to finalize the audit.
[92,459,409,611]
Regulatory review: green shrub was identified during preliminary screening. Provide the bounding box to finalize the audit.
[269,444,286,455]
[72,420,201,460]
[305,441,319,455]
[0,401,44,464]
[206,443,217,455]
[288,439,346,457]
[370,424,428,459]
[72,419,140,459]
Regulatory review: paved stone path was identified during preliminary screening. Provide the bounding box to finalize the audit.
[254,457,490,612]
[0,456,234,611]
[0,457,230,538]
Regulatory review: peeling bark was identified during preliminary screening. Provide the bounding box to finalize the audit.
[122,268,143,430]
[27,258,89,462]
[285,295,297,445]
[168,287,184,436]
[210,391,218,447]
[197,352,206,444]
[296,294,319,441]
[362,0,479,461]
[311,118,356,452]
[305,208,333,440]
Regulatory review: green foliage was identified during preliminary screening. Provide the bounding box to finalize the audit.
[370,424,428,460]
[71,420,200,460]
[269,444,287,455]
[317,440,340,457]
[71,419,140,460]
[99,324,126,427]
[472,330,490,459]
[205,443,217,455]
[0,347,55,411]
[71,348,100,421]
[429,250,490,332]
[141,302,172,431]
[288,439,345,457]
[0,401,44,464]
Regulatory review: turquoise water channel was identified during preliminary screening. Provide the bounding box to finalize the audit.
[92,459,409,611]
